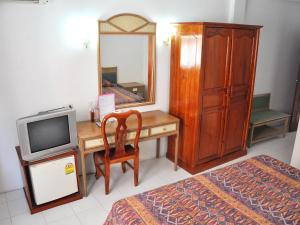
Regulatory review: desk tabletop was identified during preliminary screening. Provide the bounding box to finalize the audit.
[77,110,179,140]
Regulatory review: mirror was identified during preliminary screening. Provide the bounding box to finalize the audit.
[98,14,156,108]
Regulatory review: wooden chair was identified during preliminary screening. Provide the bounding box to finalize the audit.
[93,110,142,195]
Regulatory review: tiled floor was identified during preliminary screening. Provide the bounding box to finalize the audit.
[0,132,296,225]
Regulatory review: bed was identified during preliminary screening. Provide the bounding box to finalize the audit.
[102,86,144,105]
[102,67,145,105]
[104,155,300,225]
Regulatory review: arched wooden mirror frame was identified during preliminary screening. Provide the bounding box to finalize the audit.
[98,13,156,108]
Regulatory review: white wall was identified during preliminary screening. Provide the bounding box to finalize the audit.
[0,0,230,193]
[245,0,300,113]
[291,119,300,169]
[228,0,247,23]
[100,35,148,84]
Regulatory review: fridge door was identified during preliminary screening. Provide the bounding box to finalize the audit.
[29,155,78,205]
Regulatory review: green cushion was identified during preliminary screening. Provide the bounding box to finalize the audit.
[250,110,289,125]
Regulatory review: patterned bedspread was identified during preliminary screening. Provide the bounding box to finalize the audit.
[103,86,144,105]
[104,155,300,225]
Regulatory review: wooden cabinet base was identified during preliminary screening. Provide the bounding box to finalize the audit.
[24,189,82,214]
[16,146,82,214]
[166,150,247,174]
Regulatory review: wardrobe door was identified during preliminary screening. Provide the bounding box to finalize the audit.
[198,27,231,164]
[224,29,256,155]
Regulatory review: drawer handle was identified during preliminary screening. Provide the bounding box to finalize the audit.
[163,127,167,131]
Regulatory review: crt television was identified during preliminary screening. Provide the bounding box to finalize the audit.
[16,106,77,161]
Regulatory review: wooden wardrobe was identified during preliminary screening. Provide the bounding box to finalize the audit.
[167,22,262,174]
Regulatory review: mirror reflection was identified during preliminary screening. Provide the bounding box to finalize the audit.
[100,34,149,106]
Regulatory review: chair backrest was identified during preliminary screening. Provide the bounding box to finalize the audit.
[101,110,142,157]
[252,93,271,112]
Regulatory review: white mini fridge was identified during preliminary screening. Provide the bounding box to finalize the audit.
[29,155,79,205]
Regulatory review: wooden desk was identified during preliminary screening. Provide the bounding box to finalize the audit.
[119,82,145,98]
[77,110,180,196]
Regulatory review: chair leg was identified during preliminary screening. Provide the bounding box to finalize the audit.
[134,157,139,187]
[95,166,101,180]
[104,162,110,195]
[121,162,126,173]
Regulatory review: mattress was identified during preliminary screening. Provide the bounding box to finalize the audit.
[104,155,300,225]
[103,86,144,105]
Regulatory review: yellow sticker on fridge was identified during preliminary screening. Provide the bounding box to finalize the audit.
[65,163,75,175]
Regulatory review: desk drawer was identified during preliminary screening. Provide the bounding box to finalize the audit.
[84,129,149,149]
[151,124,176,135]
[127,129,149,140]
[85,136,114,149]
[85,139,102,149]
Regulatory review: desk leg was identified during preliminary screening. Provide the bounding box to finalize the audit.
[174,134,179,171]
[156,138,160,158]
[79,140,87,197]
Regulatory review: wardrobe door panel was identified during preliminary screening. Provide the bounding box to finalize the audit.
[224,100,247,154]
[198,109,224,164]
[203,94,224,108]
[202,27,231,90]
[230,29,255,88]
[224,29,256,155]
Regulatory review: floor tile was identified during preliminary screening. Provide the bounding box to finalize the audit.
[7,198,29,217]
[11,213,46,225]
[0,203,10,221]
[70,196,101,214]
[0,199,6,208]
[91,187,123,212]
[42,205,74,224]
[101,173,141,198]
[47,215,81,225]
[77,207,107,225]
[5,190,24,202]
[0,194,6,204]
[248,133,296,164]
[0,219,11,225]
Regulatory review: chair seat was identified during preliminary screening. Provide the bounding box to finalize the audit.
[94,145,135,162]
[250,110,289,125]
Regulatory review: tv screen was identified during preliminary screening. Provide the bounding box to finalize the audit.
[27,115,70,153]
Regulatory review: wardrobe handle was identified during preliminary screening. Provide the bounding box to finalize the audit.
[227,87,232,96]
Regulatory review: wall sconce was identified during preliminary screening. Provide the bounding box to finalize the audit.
[163,37,170,46]
[83,40,91,49]
[161,24,178,46]
[64,16,97,50]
